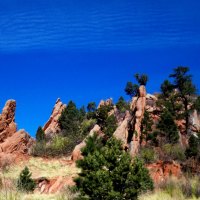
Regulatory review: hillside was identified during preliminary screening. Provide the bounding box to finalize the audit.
[0,67,200,200]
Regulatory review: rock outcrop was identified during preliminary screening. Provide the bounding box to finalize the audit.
[147,160,182,185]
[113,111,132,148]
[0,100,34,163]
[130,85,146,156]
[0,100,17,142]
[43,98,66,136]
[113,86,147,156]
[0,129,33,154]
[71,124,101,161]
[35,176,75,194]
[97,98,113,109]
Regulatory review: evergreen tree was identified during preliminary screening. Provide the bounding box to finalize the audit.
[125,73,148,98]
[170,66,196,133]
[36,126,45,142]
[125,82,139,98]
[103,114,118,138]
[134,73,148,86]
[157,110,179,144]
[193,96,200,112]
[141,111,153,142]
[95,104,113,128]
[75,136,153,200]
[58,101,81,137]
[116,96,129,112]
[87,102,97,113]
[160,80,174,98]
[17,166,36,192]
[185,134,199,158]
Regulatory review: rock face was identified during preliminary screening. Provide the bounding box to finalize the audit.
[43,98,66,136]
[97,98,113,109]
[0,100,34,162]
[130,85,147,156]
[0,129,33,154]
[113,86,147,156]
[113,111,132,149]
[0,100,17,142]
[147,160,182,185]
[71,125,101,161]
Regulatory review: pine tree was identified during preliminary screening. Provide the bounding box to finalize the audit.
[125,82,139,98]
[116,96,129,113]
[36,126,45,141]
[17,166,36,192]
[87,102,97,113]
[134,73,148,86]
[185,134,199,158]
[125,73,148,98]
[103,114,118,138]
[141,111,153,142]
[58,101,81,137]
[157,110,179,144]
[169,66,196,133]
[75,135,153,200]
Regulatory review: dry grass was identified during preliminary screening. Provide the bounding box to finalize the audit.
[139,191,200,200]
[139,176,200,200]
[0,156,79,200]
[2,157,79,179]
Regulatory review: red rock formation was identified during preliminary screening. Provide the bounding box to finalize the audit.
[43,98,66,136]
[147,160,182,185]
[97,98,113,109]
[0,100,17,142]
[0,100,34,165]
[130,85,146,156]
[71,124,101,161]
[113,111,131,148]
[36,175,75,194]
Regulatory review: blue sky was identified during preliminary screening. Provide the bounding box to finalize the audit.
[0,0,200,137]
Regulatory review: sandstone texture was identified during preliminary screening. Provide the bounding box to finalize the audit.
[0,100,34,166]
[147,160,182,184]
[43,98,66,136]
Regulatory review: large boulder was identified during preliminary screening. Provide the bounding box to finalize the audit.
[0,129,33,154]
[43,98,66,136]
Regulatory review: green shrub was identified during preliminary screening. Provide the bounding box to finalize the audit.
[162,144,186,162]
[36,126,45,142]
[157,110,179,144]
[74,135,153,200]
[95,104,113,128]
[116,96,129,113]
[17,167,36,192]
[81,119,96,136]
[185,134,199,158]
[139,147,157,164]
[103,114,117,138]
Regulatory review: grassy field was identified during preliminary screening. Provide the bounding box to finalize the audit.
[2,157,79,179]
[0,156,79,200]
[1,158,200,200]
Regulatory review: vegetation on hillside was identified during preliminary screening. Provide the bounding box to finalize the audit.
[74,134,153,200]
